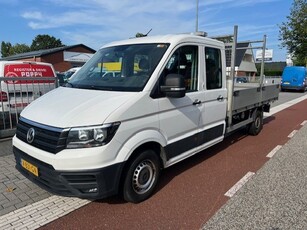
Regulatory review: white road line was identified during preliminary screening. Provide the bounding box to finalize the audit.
[224,172,255,198]
[288,130,298,138]
[301,120,307,126]
[266,145,282,158]
[0,195,91,230]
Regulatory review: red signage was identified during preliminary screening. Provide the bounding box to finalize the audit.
[4,63,55,84]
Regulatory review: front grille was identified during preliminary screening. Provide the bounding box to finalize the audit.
[16,117,69,153]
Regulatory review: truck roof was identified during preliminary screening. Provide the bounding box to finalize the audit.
[101,34,225,49]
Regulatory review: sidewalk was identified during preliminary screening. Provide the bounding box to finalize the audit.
[0,139,91,230]
[0,139,51,216]
[203,123,307,229]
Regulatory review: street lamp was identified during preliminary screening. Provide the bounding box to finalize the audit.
[196,0,199,32]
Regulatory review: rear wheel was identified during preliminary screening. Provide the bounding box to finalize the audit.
[248,110,263,136]
[123,149,161,203]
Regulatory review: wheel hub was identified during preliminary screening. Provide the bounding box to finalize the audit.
[132,160,156,194]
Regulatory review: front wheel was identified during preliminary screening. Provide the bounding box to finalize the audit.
[122,149,161,203]
[248,110,263,136]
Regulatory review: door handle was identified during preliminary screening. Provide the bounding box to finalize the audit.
[193,99,201,105]
[217,95,224,101]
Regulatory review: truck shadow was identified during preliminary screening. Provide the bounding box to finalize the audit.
[96,115,276,204]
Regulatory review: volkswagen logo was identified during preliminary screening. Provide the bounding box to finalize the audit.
[27,128,35,143]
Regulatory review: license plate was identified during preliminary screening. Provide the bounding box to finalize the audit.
[21,159,39,177]
[284,82,290,85]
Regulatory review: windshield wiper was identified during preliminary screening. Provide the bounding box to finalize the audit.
[89,85,112,91]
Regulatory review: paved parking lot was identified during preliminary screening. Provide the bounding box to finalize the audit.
[0,139,51,216]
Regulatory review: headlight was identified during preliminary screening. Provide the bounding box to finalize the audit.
[66,122,120,149]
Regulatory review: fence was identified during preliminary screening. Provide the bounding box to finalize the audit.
[0,76,57,138]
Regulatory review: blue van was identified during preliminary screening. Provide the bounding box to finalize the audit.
[281,66,307,92]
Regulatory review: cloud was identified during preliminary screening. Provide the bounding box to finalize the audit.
[21,0,195,30]
[18,0,285,60]
[200,0,281,7]
[20,0,196,49]
[22,11,43,20]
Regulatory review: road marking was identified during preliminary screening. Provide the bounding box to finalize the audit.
[266,145,282,158]
[0,195,91,229]
[301,120,307,126]
[288,130,298,138]
[224,172,255,198]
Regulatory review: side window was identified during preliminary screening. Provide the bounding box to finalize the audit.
[205,47,222,90]
[164,46,198,92]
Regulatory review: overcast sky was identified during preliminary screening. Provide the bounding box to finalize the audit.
[0,0,292,61]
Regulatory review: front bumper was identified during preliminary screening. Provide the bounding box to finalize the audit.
[13,146,124,199]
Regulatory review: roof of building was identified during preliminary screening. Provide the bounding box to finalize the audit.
[1,44,96,61]
[226,42,251,67]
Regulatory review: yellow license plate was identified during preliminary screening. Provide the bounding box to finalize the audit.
[21,159,39,177]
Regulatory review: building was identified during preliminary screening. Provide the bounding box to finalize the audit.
[1,44,96,72]
[226,42,257,77]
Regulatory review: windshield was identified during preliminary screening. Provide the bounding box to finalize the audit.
[68,43,169,92]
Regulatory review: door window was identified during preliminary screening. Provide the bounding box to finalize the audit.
[205,47,222,90]
[164,46,199,93]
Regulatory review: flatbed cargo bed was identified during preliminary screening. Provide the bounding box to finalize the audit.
[231,83,279,114]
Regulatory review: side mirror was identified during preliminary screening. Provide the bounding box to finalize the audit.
[160,74,186,98]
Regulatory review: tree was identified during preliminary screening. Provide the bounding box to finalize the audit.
[1,34,65,58]
[1,42,31,57]
[11,43,31,54]
[279,0,307,66]
[30,34,64,51]
[1,41,13,57]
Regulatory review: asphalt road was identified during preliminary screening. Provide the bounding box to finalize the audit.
[38,92,307,229]
[272,90,307,107]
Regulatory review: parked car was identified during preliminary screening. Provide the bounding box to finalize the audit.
[102,71,121,78]
[63,67,82,80]
[235,77,248,83]
[280,66,307,92]
[0,61,56,114]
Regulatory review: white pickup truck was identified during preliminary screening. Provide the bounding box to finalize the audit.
[13,29,279,203]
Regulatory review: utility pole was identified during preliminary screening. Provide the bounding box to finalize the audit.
[196,0,199,32]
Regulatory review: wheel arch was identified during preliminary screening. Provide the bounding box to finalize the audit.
[118,141,166,202]
[116,129,167,164]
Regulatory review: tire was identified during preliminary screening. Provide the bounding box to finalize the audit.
[248,110,263,136]
[123,149,161,203]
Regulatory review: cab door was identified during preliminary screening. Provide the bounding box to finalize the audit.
[198,46,227,148]
[155,45,202,161]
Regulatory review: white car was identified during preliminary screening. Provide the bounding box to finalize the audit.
[64,67,82,80]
